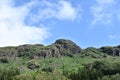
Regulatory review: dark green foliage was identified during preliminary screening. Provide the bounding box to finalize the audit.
[99,73,120,80]
[41,67,55,73]
[0,47,17,57]
[69,67,103,80]
[16,44,43,58]
[100,46,114,55]
[27,63,39,70]
[91,61,120,76]
[82,47,107,58]
[0,67,20,80]
[0,58,8,63]
[68,60,120,80]
[100,46,120,56]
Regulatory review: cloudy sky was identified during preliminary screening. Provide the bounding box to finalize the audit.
[0,0,120,48]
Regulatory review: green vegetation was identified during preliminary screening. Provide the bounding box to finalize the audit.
[0,39,120,80]
[1,56,120,80]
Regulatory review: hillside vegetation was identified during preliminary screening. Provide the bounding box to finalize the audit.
[0,39,120,80]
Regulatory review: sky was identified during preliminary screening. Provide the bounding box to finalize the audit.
[0,0,120,48]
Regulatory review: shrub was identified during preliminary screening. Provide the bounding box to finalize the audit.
[27,63,39,70]
[41,67,55,73]
[0,58,9,63]
[99,73,120,80]
[0,67,20,80]
[69,60,120,80]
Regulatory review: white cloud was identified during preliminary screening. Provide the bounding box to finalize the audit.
[0,0,49,47]
[91,0,116,25]
[0,0,80,47]
[28,0,81,23]
[57,0,76,20]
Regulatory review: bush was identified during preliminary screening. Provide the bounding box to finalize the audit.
[27,63,39,70]
[0,58,9,63]
[69,60,120,80]
[0,67,20,80]
[99,73,120,80]
[41,67,55,73]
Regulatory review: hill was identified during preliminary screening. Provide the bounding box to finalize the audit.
[0,39,120,59]
[0,39,120,80]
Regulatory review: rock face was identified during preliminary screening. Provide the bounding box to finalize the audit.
[27,63,39,70]
[32,47,60,58]
[1,39,120,58]
[32,39,82,58]
[54,39,82,55]
[0,39,81,58]
[100,45,120,56]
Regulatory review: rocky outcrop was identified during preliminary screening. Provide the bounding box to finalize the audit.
[32,47,61,59]
[0,47,17,57]
[82,47,107,58]
[53,39,82,55]
[4,39,81,58]
[100,45,120,56]
[27,63,39,70]
[31,39,82,58]
[1,39,120,58]
[100,46,113,55]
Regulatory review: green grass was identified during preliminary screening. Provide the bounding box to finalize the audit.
[1,55,120,80]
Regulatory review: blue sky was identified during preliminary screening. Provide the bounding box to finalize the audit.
[0,0,120,48]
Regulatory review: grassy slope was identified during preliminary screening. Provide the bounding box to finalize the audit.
[1,55,120,80]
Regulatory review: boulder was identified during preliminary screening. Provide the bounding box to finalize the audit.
[54,39,82,55]
[100,46,120,56]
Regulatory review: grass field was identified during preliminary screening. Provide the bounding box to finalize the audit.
[1,54,120,80]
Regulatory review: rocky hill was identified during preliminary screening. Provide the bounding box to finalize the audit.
[1,39,120,80]
[0,39,82,59]
[0,39,120,59]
